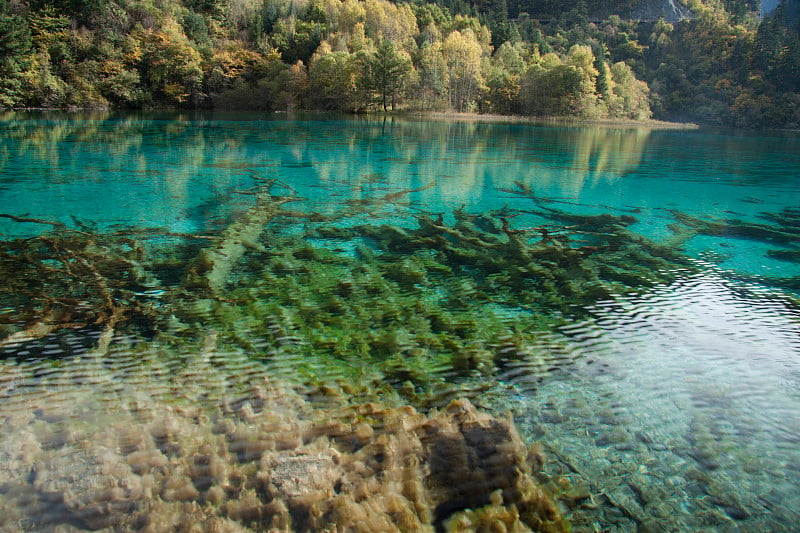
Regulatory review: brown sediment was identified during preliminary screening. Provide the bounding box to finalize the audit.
[0,350,567,533]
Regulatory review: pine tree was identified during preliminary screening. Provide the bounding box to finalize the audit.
[365,40,412,111]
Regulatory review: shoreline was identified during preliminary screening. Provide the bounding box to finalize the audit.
[403,110,700,129]
[4,106,700,129]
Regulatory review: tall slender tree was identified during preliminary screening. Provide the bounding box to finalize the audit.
[364,39,412,110]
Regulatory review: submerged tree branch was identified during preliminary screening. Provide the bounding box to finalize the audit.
[0,213,66,228]
[183,182,298,294]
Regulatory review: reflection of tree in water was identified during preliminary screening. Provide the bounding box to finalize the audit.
[0,115,656,224]
[245,119,654,208]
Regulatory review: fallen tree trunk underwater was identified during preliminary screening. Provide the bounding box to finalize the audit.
[182,180,298,295]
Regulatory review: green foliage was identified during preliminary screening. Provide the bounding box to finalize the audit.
[184,0,227,18]
[133,29,204,106]
[271,18,325,64]
[610,61,652,120]
[414,40,450,110]
[755,3,800,92]
[442,28,486,112]
[309,49,362,111]
[0,12,32,107]
[97,63,146,107]
[182,11,211,46]
[485,67,521,114]
[521,61,583,116]
[363,39,413,110]
[213,57,307,110]
[0,13,32,61]
[0,0,796,127]
[411,2,453,29]
[22,51,69,107]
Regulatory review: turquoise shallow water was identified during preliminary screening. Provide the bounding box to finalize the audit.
[1,111,799,531]
[2,113,798,277]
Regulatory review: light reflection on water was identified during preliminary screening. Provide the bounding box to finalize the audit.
[0,112,799,531]
[510,270,800,529]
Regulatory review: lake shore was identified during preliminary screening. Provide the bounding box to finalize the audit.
[5,107,700,129]
[403,110,700,129]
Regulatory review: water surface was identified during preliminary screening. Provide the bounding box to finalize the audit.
[1,112,799,531]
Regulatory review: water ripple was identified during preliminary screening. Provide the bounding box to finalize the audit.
[505,270,800,531]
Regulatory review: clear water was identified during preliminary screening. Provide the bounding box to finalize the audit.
[1,111,799,531]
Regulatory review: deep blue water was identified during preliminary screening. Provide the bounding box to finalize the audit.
[0,112,799,531]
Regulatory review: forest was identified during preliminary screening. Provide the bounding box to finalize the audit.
[0,0,798,127]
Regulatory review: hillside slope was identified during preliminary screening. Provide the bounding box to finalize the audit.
[0,0,797,127]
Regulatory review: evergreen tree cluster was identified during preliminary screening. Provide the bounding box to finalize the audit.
[0,0,797,127]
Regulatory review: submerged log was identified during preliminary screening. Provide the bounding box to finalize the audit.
[182,185,295,294]
[0,213,67,228]
[0,219,160,354]
[759,207,800,229]
[0,311,85,350]
[766,249,800,263]
[671,210,800,244]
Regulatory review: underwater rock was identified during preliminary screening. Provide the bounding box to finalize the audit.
[421,400,566,532]
[2,351,568,533]
[255,398,568,532]
[0,430,41,485]
[595,428,632,447]
[34,445,144,529]
[261,449,343,504]
[444,489,525,532]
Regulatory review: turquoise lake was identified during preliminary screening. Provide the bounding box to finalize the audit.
[0,112,799,531]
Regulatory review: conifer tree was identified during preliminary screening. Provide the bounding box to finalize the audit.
[365,39,412,111]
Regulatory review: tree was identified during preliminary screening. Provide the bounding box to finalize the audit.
[442,29,486,111]
[131,29,204,107]
[364,39,412,111]
[610,61,651,120]
[0,12,32,107]
[414,39,449,110]
[308,47,361,111]
[647,18,674,68]
[270,17,325,64]
[493,41,526,75]
[485,42,525,114]
[594,55,611,101]
[363,0,418,51]
[485,67,521,114]
[565,44,603,116]
[520,61,583,116]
